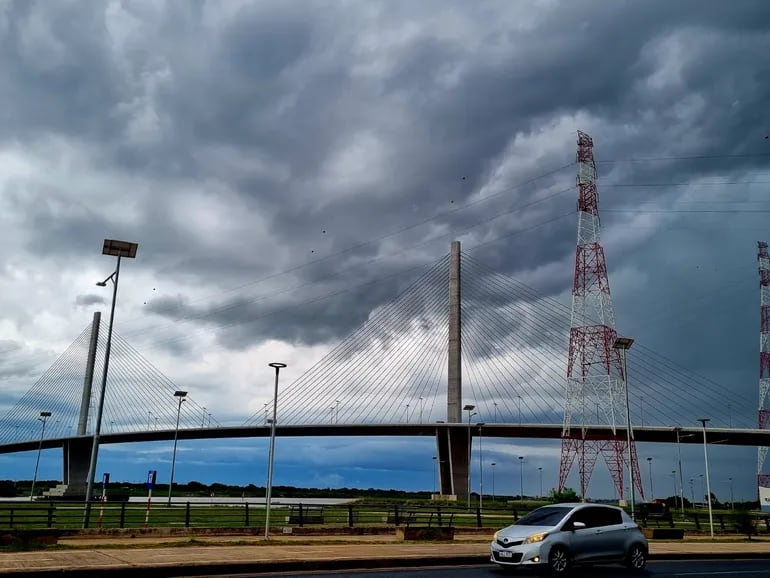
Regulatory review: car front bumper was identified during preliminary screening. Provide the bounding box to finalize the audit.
[490,541,546,567]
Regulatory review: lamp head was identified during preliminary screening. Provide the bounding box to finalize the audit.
[269,362,287,369]
[40,411,51,418]
[96,281,107,287]
[463,404,475,411]
[613,336,634,350]
[174,390,188,398]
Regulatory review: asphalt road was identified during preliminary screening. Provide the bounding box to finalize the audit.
[199,559,770,577]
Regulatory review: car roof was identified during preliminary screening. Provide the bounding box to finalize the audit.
[540,502,622,511]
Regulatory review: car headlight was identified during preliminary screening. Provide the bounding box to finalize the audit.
[522,532,548,544]
[493,531,499,541]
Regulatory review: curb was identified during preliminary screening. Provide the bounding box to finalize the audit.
[3,552,770,578]
[0,555,487,578]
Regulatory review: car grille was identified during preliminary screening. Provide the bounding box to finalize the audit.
[493,551,523,563]
[496,538,523,547]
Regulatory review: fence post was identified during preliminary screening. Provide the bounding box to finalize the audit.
[476,506,482,528]
[119,502,126,529]
[693,513,700,530]
[437,504,442,526]
[299,503,304,527]
[245,503,250,528]
[718,515,725,532]
[348,505,354,527]
[185,502,191,528]
[394,504,400,526]
[10,508,14,528]
[47,503,54,528]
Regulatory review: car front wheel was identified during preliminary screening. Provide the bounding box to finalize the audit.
[625,543,647,571]
[547,545,570,574]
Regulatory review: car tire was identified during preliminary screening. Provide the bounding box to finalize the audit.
[625,543,647,572]
[546,545,570,575]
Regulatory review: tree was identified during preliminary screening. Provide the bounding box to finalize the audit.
[734,511,757,541]
[549,487,579,503]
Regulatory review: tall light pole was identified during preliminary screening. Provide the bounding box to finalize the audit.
[674,427,687,515]
[335,400,340,424]
[647,457,654,499]
[30,411,51,500]
[517,395,522,425]
[83,239,138,528]
[463,404,476,509]
[432,456,437,495]
[405,403,410,424]
[167,390,187,505]
[264,362,286,539]
[491,462,496,502]
[697,417,714,538]
[671,470,677,510]
[538,466,543,499]
[478,423,485,511]
[518,456,525,502]
[613,335,635,519]
[728,477,734,511]
[493,402,498,423]
[419,396,423,423]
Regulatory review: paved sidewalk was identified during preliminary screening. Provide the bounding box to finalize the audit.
[1,533,769,577]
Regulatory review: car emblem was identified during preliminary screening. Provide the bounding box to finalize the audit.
[503,537,509,544]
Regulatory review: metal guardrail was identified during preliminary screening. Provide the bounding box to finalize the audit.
[0,501,768,534]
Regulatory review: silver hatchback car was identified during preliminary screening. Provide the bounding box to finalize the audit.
[491,502,648,574]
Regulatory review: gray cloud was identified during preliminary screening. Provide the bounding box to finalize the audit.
[74,294,107,308]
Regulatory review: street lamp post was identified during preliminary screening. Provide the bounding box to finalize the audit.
[432,456,437,495]
[478,423,485,511]
[167,390,187,505]
[463,404,476,509]
[671,470,677,509]
[728,477,734,511]
[538,467,543,499]
[491,462,496,502]
[674,427,686,515]
[419,397,423,423]
[30,411,51,500]
[83,239,138,528]
[697,417,715,538]
[264,362,286,539]
[518,456,525,502]
[613,336,635,519]
[647,457,654,500]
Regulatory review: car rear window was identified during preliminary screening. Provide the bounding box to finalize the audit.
[514,506,572,526]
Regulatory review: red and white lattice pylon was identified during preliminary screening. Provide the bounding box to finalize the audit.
[757,242,770,492]
[558,131,644,502]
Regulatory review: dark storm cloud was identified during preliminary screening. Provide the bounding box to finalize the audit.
[1,0,769,351]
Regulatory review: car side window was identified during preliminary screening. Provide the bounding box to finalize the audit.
[568,507,603,529]
[602,508,623,526]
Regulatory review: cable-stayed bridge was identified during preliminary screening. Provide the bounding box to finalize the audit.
[0,244,764,500]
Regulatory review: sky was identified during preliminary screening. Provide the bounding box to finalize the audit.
[1,0,770,503]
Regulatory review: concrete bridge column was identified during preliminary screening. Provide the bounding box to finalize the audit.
[436,426,470,500]
[62,437,92,498]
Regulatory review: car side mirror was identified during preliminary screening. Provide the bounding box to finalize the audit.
[571,521,586,530]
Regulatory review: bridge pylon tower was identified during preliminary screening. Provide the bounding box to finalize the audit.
[756,241,770,493]
[558,130,644,502]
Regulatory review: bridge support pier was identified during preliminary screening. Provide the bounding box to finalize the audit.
[59,437,92,498]
[436,426,470,501]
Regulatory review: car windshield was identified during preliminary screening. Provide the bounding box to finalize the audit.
[514,506,572,526]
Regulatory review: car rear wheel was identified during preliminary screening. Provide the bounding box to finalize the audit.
[547,545,570,574]
[625,543,647,571]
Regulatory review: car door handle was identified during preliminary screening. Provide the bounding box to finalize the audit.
[594,529,603,534]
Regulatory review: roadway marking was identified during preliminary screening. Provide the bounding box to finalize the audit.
[674,570,770,576]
